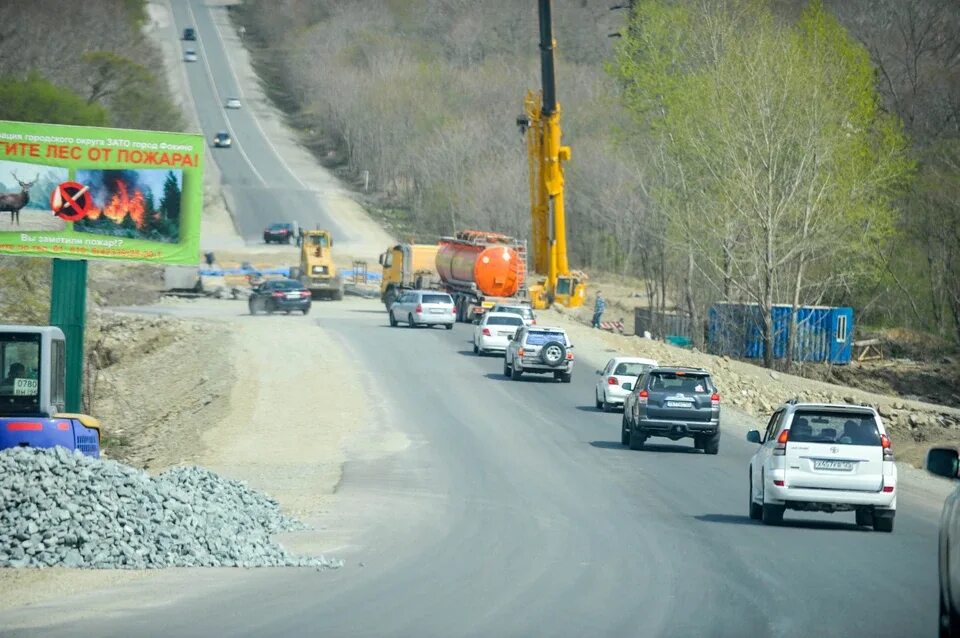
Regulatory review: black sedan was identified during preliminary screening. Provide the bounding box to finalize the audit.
[248,279,311,315]
[927,447,960,637]
[263,222,294,244]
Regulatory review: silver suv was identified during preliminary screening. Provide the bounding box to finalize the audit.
[504,326,573,383]
[622,366,720,453]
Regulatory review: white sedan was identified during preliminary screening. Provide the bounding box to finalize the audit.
[225,97,242,109]
[473,312,525,355]
[594,356,659,412]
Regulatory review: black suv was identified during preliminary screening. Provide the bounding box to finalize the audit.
[183,27,196,41]
[622,366,720,453]
[263,222,294,244]
[248,279,311,315]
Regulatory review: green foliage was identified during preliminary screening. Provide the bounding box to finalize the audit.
[0,73,107,127]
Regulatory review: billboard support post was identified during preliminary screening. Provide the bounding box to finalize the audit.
[49,258,87,412]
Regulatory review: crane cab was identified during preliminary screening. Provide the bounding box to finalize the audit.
[0,325,100,457]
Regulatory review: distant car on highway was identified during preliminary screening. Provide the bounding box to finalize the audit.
[212,131,232,148]
[489,303,536,325]
[926,447,960,636]
[594,356,658,412]
[389,290,455,329]
[622,366,719,452]
[263,222,293,244]
[183,27,196,41]
[504,326,573,383]
[184,49,198,63]
[746,401,896,530]
[473,312,524,355]
[225,97,242,109]
[248,279,311,315]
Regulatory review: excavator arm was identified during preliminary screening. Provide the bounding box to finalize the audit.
[520,0,587,310]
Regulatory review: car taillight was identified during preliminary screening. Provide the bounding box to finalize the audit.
[300,291,310,298]
[882,485,895,493]
[518,348,525,357]
[272,292,284,298]
[773,480,785,487]
[532,319,537,325]
[607,377,618,385]
[638,389,649,404]
[482,328,491,336]
[774,429,789,456]
[566,352,574,360]
[711,392,720,405]
[881,434,894,461]
[415,304,422,314]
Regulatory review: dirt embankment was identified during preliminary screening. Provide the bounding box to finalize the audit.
[543,305,960,468]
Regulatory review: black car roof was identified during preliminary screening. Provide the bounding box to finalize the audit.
[650,366,710,374]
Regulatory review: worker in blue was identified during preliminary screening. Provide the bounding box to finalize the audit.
[592,291,606,329]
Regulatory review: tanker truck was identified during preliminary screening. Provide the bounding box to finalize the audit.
[436,230,528,323]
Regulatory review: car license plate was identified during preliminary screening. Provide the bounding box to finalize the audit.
[666,401,691,408]
[430,308,444,314]
[499,331,513,336]
[285,293,300,299]
[813,459,855,471]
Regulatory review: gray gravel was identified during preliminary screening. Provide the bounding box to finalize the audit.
[0,447,341,570]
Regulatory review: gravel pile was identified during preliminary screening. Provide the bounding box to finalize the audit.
[0,447,341,570]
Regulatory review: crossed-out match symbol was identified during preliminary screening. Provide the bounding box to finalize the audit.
[51,181,92,221]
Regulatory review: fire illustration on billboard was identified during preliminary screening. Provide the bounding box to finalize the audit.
[73,169,183,244]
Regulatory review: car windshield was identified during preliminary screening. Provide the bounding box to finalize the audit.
[497,306,533,319]
[525,331,566,345]
[265,280,302,291]
[789,410,881,445]
[614,362,655,376]
[486,316,523,326]
[649,372,711,393]
[422,294,452,304]
[268,223,289,230]
[0,332,41,416]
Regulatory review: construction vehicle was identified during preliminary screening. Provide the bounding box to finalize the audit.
[0,325,101,457]
[516,0,587,310]
[378,243,441,309]
[436,230,528,323]
[293,229,343,300]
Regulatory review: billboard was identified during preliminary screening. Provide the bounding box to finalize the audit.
[0,120,203,264]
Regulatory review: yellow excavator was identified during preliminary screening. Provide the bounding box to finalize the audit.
[517,0,587,310]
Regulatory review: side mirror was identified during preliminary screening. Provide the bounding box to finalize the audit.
[507,335,513,341]
[746,430,762,444]
[622,382,632,391]
[378,254,385,266]
[926,447,960,479]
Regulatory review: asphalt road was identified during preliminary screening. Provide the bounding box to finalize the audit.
[3,300,943,638]
[170,0,349,243]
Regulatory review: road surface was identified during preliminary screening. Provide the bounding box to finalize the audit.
[0,297,944,637]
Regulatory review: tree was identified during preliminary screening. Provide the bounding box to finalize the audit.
[0,72,107,126]
[612,0,912,366]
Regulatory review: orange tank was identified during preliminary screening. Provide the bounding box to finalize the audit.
[436,234,524,298]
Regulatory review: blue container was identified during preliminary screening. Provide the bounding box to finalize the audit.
[708,303,852,364]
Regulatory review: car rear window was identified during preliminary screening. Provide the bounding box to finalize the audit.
[422,294,452,304]
[267,280,302,290]
[789,410,881,446]
[649,372,712,393]
[615,362,655,377]
[525,331,566,345]
[487,316,523,326]
[497,306,533,319]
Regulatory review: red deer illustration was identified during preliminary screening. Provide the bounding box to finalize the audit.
[0,172,37,225]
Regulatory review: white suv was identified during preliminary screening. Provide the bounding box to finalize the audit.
[746,401,897,531]
[504,326,573,383]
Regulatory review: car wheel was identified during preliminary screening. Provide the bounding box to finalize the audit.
[503,359,511,377]
[761,502,784,525]
[302,307,310,315]
[407,313,415,328]
[595,390,602,410]
[872,513,894,533]
[389,312,398,327]
[559,372,572,383]
[510,363,522,381]
[940,586,952,638]
[249,300,257,315]
[602,399,612,412]
[748,471,762,520]
[474,343,479,354]
[855,509,874,527]
[445,323,453,330]
[621,414,630,446]
[629,429,646,451]
[702,432,720,455]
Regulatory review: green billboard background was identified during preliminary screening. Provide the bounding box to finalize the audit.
[0,120,203,265]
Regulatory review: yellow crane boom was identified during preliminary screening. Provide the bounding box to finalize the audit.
[518,0,587,310]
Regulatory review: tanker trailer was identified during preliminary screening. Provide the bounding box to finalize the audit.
[436,230,528,322]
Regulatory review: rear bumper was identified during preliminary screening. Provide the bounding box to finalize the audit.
[603,386,630,404]
[766,481,897,510]
[308,278,341,292]
[413,313,455,325]
[477,335,510,351]
[516,359,573,374]
[636,418,719,437]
